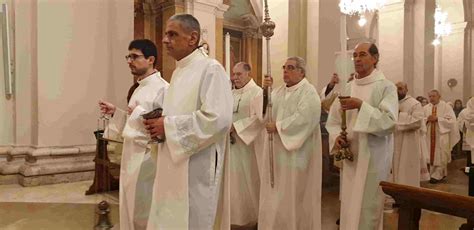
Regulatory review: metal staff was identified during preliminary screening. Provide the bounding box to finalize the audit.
[260,0,276,188]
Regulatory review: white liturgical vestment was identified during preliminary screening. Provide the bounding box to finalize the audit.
[393,95,429,187]
[230,79,263,225]
[423,100,460,180]
[458,98,474,163]
[106,72,168,230]
[326,69,398,230]
[258,78,322,230]
[146,49,233,230]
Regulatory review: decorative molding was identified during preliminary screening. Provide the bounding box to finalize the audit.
[379,1,405,14]
[215,3,230,18]
[452,22,468,34]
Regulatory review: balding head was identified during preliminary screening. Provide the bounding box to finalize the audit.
[353,42,379,78]
[231,62,252,89]
[395,82,408,100]
[428,89,441,105]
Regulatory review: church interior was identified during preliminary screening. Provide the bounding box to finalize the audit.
[0,0,473,229]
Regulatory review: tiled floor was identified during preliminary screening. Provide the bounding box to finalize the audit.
[0,158,470,229]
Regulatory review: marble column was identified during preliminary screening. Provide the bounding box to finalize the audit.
[378,0,414,86]
[412,0,435,97]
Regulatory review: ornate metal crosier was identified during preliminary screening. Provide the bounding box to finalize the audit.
[332,96,354,162]
[260,0,276,188]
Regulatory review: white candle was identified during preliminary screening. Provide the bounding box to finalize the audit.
[339,14,348,96]
[225,33,231,77]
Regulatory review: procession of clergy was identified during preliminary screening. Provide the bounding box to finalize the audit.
[97,13,474,230]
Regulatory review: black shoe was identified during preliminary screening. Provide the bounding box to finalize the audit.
[429,178,439,184]
[336,218,340,225]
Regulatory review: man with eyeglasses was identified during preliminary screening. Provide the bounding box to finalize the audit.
[259,56,322,230]
[326,42,398,230]
[98,39,169,230]
[228,62,262,228]
[142,14,233,230]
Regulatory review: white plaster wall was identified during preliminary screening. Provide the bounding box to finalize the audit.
[378,1,405,83]
[34,0,133,147]
[440,30,465,102]
[412,0,435,97]
[316,0,340,92]
[13,0,37,147]
[306,0,319,87]
[0,0,13,146]
[192,0,219,58]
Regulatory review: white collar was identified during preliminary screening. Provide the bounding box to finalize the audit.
[286,78,307,92]
[176,48,206,68]
[234,79,257,93]
[137,71,161,86]
[354,69,383,85]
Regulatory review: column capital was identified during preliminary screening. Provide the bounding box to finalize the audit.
[452,22,468,34]
[379,0,405,14]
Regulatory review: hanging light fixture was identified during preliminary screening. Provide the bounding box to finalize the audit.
[339,0,386,15]
[358,15,367,27]
[432,5,451,46]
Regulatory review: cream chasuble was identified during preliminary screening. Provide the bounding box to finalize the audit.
[458,98,474,163]
[230,79,263,225]
[423,101,460,180]
[326,69,398,230]
[146,49,233,230]
[106,72,168,230]
[393,95,429,187]
[258,78,322,230]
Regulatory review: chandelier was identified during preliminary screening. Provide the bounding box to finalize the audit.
[432,5,451,45]
[339,0,386,15]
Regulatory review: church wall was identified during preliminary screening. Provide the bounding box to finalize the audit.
[305,0,319,88]
[378,1,407,84]
[36,0,132,147]
[0,0,14,147]
[315,0,340,92]
[440,23,466,102]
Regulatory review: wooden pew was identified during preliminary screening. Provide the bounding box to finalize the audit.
[380,181,474,230]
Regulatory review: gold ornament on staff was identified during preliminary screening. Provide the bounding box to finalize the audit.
[260,0,276,188]
[332,96,354,162]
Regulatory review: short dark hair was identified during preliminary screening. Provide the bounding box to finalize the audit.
[128,39,157,66]
[368,43,379,68]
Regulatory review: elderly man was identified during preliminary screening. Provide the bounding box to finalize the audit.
[228,62,262,227]
[98,39,169,230]
[424,90,460,183]
[326,42,398,230]
[143,14,233,229]
[259,56,322,230]
[393,82,429,188]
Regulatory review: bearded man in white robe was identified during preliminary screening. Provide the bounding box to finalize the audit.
[458,98,474,170]
[259,56,322,230]
[424,90,460,184]
[228,62,262,227]
[99,39,169,230]
[393,82,429,188]
[326,42,398,230]
[143,14,233,230]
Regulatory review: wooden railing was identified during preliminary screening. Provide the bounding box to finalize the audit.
[380,181,474,230]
